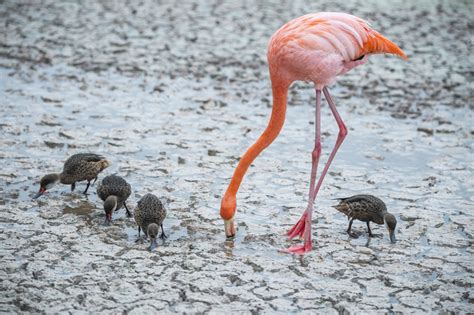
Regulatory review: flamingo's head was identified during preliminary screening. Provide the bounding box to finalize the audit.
[220,195,236,239]
[33,173,60,199]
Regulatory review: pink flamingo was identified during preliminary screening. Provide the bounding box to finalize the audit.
[220,12,407,254]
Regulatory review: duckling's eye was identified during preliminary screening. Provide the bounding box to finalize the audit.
[354,54,365,61]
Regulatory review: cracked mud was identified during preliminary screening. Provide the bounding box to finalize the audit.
[0,0,472,313]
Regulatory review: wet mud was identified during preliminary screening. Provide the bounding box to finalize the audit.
[0,0,472,313]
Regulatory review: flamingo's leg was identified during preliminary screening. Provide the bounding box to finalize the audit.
[284,89,322,254]
[310,87,347,200]
[284,87,347,255]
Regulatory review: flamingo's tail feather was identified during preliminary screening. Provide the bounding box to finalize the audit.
[364,31,407,60]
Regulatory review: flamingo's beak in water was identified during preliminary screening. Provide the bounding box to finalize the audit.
[224,218,236,240]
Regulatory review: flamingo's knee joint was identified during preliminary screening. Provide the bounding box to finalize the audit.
[312,144,322,160]
[338,125,348,139]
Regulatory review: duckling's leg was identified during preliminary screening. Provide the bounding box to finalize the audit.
[347,219,354,233]
[135,227,145,243]
[124,204,132,217]
[91,177,98,186]
[160,224,167,239]
[367,222,373,237]
[71,183,76,192]
[347,219,358,238]
[83,180,91,194]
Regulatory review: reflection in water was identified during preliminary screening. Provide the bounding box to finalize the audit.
[63,202,94,216]
[0,1,472,311]
[365,237,372,247]
[224,238,235,258]
[298,254,308,267]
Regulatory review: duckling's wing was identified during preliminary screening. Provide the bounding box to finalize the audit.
[334,194,375,203]
[63,153,104,175]
[96,179,112,201]
[137,194,166,226]
[97,175,131,205]
[347,199,373,220]
[81,153,104,162]
[117,180,132,204]
[333,195,370,217]
[344,195,386,223]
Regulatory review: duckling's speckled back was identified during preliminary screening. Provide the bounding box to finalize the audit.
[134,193,166,236]
[333,194,387,224]
[97,175,131,210]
[61,153,110,184]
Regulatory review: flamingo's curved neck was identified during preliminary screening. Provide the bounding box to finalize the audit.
[225,79,289,199]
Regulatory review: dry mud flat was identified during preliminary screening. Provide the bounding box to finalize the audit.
[0,0,473,313]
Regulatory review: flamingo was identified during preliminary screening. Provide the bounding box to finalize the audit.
[220,12,407,254]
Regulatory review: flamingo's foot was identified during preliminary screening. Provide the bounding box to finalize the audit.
[287,209,311,240]
[285,209,313,254]
[281,241,313,255]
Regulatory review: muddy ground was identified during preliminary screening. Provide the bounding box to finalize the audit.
[0,0,473,313]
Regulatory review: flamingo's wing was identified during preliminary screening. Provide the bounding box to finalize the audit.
[276,12,406,61]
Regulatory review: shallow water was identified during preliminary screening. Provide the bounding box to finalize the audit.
[1,0,473,313]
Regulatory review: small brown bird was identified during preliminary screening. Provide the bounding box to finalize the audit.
[134,193,167,250]
[34,153,110,198]
[333,194,397,243]
[96,174,132,224]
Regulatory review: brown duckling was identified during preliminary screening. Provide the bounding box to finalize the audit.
[134,193,167,250]
[96,174,132,225]
[34,153,110,198]
[333,194,397,243]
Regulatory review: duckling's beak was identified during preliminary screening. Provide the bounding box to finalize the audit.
[33,187,46,199]
[389,228,396,244]
[103,213,112,226]
[224,218,236,240]
[149,238,157,251]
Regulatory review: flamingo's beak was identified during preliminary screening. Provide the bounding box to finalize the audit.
[224,218,236,239]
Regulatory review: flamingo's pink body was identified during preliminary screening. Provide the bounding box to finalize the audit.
[220,12,406,254]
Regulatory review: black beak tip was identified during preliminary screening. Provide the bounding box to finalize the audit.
[33,192,43,200]
[149,240,157,251]
[389,231,397,244]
